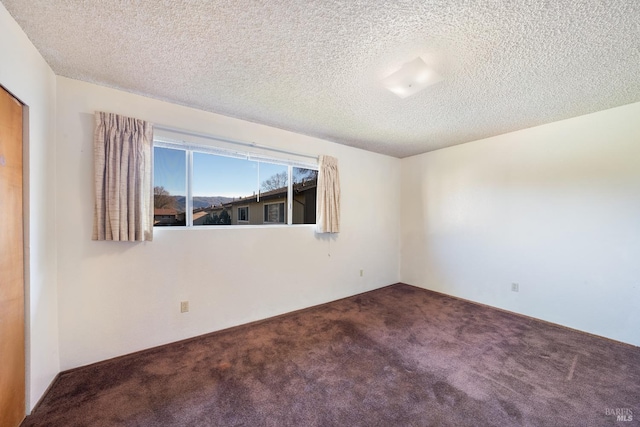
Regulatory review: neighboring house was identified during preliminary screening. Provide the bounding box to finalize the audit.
[204,179,317,226]
[192,208,210,226]
[154,208,181,226]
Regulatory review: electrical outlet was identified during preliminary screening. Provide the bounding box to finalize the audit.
[360,269,364,277]
[511,283,519,292]
[180,301,189,313]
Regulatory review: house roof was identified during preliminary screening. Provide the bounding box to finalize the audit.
[4,1,639,157]
[223,179,317,207]
[154,208,177,216]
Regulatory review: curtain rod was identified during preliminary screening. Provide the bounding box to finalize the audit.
[153,125,319,161]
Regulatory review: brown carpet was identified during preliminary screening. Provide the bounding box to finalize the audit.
[22,284,640,426]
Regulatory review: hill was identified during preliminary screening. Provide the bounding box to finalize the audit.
[171,196,233,212]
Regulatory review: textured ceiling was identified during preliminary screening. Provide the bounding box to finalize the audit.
[3,1,639,158]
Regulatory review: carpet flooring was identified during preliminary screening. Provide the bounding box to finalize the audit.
[22,284,640,426]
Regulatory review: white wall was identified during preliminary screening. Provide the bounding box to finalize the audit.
[6,0,637,406]
[0,4,60,411]
[401,102,640,346]
[56,77,401,370]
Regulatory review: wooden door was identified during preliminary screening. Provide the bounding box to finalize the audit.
[0,86,25,427]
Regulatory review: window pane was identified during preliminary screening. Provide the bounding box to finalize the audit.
[292,167,317,224]
[259,162,288,224]
[154,147,186,226]
[238,206,249,222]
[259,162,288,192]
[264,203,285,223]
[192,152,258,226]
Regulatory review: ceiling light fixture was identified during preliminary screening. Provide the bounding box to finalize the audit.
[381,57,442,99]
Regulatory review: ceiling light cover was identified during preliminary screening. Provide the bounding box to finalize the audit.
[381,57,443,99]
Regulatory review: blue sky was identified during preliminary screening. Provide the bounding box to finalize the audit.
[154,147,287,198]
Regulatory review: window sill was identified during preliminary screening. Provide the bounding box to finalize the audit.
[154,224,316,230]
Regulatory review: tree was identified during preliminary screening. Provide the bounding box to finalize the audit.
[261,169,318,191]
[261,171,288,191]
[204,210,231,225]
[293,168,318,184]
[218,210,231,225]
[154,186,175,209]
[204,213,219,225]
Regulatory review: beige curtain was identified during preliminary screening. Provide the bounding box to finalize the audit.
[93,112,153,241]
[316,155,340,233]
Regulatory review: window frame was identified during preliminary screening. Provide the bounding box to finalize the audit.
[263,202,286,224]
[237,206,249,223]
[153,136,317,229]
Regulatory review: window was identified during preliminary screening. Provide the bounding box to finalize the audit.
[292,167,318,225]
[153,138,317,228]
[264,202,285,223]
[238,206,249,222]
[153,147,186,226]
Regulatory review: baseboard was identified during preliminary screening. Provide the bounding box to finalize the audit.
[60,282,401,377]
[23,371,61,422]
[400,282,639,349]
